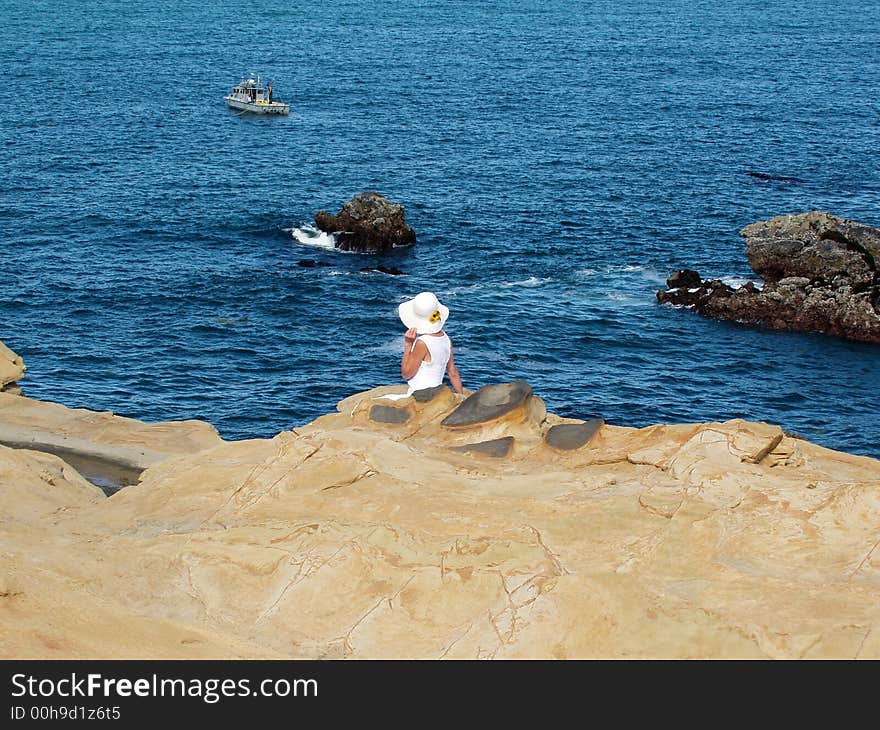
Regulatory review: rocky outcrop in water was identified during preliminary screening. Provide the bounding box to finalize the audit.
[657,211,880,343]
[315,192,416,253]
[0,341,25,394]
[2,367,880,658]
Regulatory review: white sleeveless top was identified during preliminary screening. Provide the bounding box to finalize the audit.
[406,333,451,394]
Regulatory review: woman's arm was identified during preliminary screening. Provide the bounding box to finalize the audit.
[446,348,463,394]
[401,328,428,380]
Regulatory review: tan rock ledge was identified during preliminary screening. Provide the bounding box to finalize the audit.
[0,339,222,488]
[0,340,25,392]
[1,380,879,659]
[0,392,223,488]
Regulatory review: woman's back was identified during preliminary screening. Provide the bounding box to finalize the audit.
[406,332,451,393]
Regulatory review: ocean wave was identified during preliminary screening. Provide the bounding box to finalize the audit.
[578,265,665,283]
[441,277,551,295]
[359,267,408,277]
[498,276,552,288]
[611,265,668,284]
[442,283,486,296]
[605,291,652,305]
[607,264,647,273]
[287,224,337,250]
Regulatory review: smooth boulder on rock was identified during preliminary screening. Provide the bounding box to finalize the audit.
[545,419,604,451]
[441,381,534,429]
[657,211,880,343]
[315,192,416,253]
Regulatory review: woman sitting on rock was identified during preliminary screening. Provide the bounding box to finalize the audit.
[398,291,463,396]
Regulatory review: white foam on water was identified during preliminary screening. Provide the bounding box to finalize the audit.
[604,290,653,306]
[287,224,337,250]
[722,276,763,290]
[607,264,646,273]
[443,283,486,296]
[579,264,666,284]
[641,269,668,284]
[498,276,552,288]
[359,268,408,277]
[614,264,667,284]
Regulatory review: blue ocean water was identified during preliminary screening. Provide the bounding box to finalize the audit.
[1,0,879,457]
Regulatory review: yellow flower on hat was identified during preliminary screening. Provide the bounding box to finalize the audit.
[429,310,441,323]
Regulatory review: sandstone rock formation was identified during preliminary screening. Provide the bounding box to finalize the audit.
[0,340,25,394]
[657,211,880,343]
[315,192,416,252]
[2,379,879,659]
[0,341,224,491]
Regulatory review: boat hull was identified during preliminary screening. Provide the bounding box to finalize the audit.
[225,97,289,115]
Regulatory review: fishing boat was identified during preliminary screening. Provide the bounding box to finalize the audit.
[224,73,289,115]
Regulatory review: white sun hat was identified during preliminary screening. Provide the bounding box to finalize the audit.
[398,291,450,334]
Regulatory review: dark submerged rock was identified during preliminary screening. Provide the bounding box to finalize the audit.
[657,211,880,344]
[360,265,406,276]
[746,171,807,184]
[315,192,417,253]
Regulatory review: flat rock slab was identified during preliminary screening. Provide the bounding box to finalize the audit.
[449,436,514,458]
[639,489,683,519]
[545,419,604,450]
[441,381,532,428]
[369,405,411,424]
[0,393,222,469]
